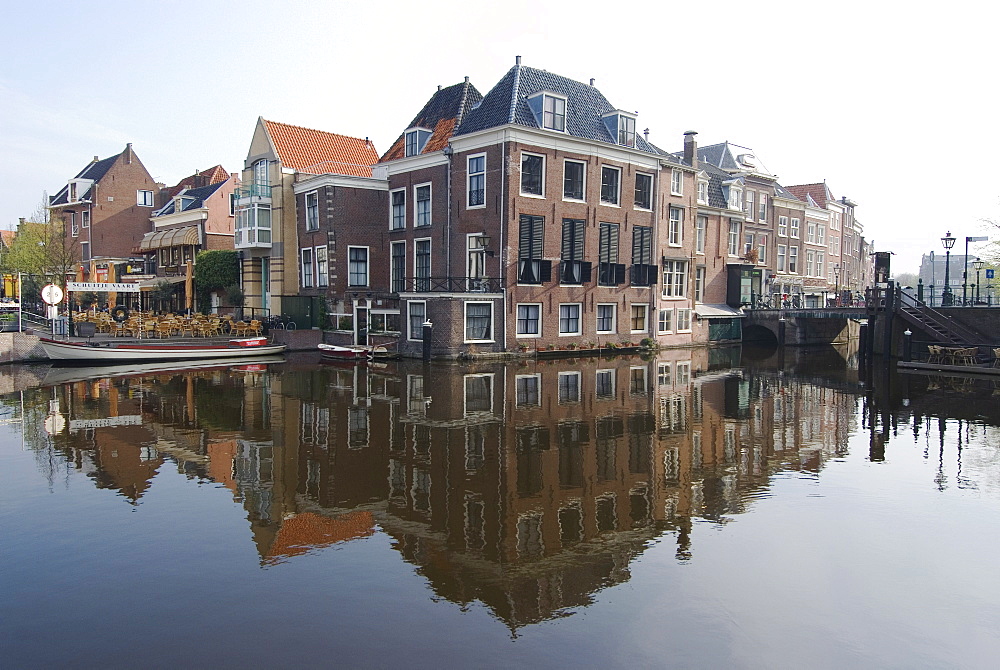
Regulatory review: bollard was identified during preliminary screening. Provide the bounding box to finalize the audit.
[902,329,912,362]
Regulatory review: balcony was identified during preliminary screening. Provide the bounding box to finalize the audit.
[393,276,502,294]
[234,182,272,202]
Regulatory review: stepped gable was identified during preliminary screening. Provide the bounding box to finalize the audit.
[263,119,379,177]
[381,79,483,161]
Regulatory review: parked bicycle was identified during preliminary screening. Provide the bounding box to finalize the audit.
[264,314,296,330]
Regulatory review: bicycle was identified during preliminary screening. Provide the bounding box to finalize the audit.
[265,314,296,330]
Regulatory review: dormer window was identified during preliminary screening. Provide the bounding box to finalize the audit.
[404,128,432,156]
[696,172,709,204]
[527,92,567,132]
[723,180,743,211]
[601,111,637,147]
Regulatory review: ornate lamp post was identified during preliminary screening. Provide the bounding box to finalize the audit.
[941,231,956,306]
[833,264,841,306]
[973,257,985,305]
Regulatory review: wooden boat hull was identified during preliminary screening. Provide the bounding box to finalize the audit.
[40,337,287,362]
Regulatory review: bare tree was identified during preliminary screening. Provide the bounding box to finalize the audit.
[0,195,82,292]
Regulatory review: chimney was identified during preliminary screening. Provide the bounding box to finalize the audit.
[683,131,698,169]
[124,142,133,164]
[590,78,595,86]
[643,128,650,142]
[516,55,521,66]
[93,155,99,163]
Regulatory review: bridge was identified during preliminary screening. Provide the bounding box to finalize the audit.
[743,307,866,346]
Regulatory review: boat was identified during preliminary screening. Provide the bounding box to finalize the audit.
[318,344,374,361]
[39,336,287,362]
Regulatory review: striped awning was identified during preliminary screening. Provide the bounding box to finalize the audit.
[139,225,200,251]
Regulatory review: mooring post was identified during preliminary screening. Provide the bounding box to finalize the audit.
[903,329,912,362]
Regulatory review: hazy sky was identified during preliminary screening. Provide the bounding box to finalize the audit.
[3,0,997,274]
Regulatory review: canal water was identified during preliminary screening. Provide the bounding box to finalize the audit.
[1,348,998,668]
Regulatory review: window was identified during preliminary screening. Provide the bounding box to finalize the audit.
[806,250,815,276]
[658,363,671,387]
[658,308,672,333]
[559,304,581,335]
[521,153,544,196]
[316,246,328,287]
[758,195,767,221]
[82,211,90,229]
[777,245,787,272]
[415,184,431,227]
[467,235,487,288]
[305,191,319,231]
[629,367,648,395]
[598,222,623,286]
[390,189,406,230]
[778,215,788,237]
[348,247,368,286]
[253,159,268,186]
[618,115,636,147]
[596,304,616,333]
[745,190,754,217]
[631,226,655,286]
[595,369,615,399]
[465,302,492,341]
[408,301,426,340]
[518,214,547,284]
[744,232,755,256]
[301,248,314,288]
[634,173,652,209]
[816,251,825,278]
[415,239,431,291]
[561,218,587,284]
[564,160,585,200]
[807,221,816,244]
[516,375,541,406]
[630,304,648,332]
[70,212,78,237]
[516,304,541,336]
[558,372,581,403]
[695,267,705,302]
[662,260,688,298]
[676,308,692,331]
[600,166,620,205]
[788,246,799,273]
[728,219,741,256]
[467,154,485,207]
[727,185,742,210]
[137,190,154,207]
[817,225,826,246]
[697,178,708,204]
[695,215,706,254]
[670,169,683,196]
[542,94,566,131]
[757,235,767,264]
[405,131,419,157]
[668,207,683,246]
[790,217,800,239]
[391,242,406,293]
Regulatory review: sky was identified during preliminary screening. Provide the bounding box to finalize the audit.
[2,0,998,275]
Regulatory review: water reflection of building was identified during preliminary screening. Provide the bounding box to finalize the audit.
[31,351,862,628]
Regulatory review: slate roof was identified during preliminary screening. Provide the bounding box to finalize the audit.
[49,153,121,205]
[454,63,662,156]
[784,183,837,209]
[152,181,227,217]
[697,141,777,179]
[263,119,379,177]
[772,182,802,202]
[697,161,736,210]
[161,165,230,200]
[381,80,483,162]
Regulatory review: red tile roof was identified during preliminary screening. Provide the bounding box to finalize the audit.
[162,165,232,199]
[382,117,457,162]
[0,229,15,249]
[263,119,379,177]
[263,511,375,565]
[785,183,835,209]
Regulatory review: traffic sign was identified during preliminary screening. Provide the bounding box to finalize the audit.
[987,269,995,279]
[41,284,63,305]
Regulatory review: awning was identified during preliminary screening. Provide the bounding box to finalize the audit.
[138,225,200,251]
[695,304,745,319]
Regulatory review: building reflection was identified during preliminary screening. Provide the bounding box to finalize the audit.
[29,350,862,629]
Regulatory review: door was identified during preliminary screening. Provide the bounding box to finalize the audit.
[355,305,368,345]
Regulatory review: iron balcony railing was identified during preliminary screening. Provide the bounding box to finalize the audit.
[392,276,502,294]
[234,183,272,199]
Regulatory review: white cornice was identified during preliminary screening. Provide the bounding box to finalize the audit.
[381,152,450,176]
[293,174,388,194]
[151,209,208,227]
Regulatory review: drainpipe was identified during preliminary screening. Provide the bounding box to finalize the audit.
[499,132,508,350]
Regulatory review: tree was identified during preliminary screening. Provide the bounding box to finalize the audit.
[193,250,239,312]
[894,272,918,288]
[0,195,82,292]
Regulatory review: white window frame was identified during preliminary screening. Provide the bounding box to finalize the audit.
[668,207,683,246]
[695,267,706,303]
[596,303,616,334]
[563,159,586,202]
[695,215,706,254]
[807,221,817,244]
[777,245,787,273]
[81,210,90,229]
[316,245,328,287]
[600,166,621,206]
[629,304,648,334]
[541,94,567,132]
[464,301,494,343]
[758,195,767,221]
[557,371,581,404]
[676,308,692,332]
[806,250,815,277]
[558,303,582,336]
[728,186,742,211]
[467,153,486,209]
[390,188,406,230]
[520,152,545,198]
[790,217,800,239]
[414,238,431,290]
[778,215,788,237]
[745,190,754,218]
[515,374,542,407]
[634,172,653,210]
[515,303,542,338]
[137,190,154,207]
[817,224,826,246]
[728,219,741,256]
[301,247,314,288]
[757,235,767,264]
[670,169,683,196]
[305,191,319,231]
[70,212,78,237]
[595,369,616,400]
[657,308,673,333]
[661,260,688,298]
[788,246,799,274]
[348,245,369,287]
[696,178,708,205]
[414,183,432,228]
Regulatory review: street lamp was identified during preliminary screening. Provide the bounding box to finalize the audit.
[941,231,956,306]
[833,264,841,306]
[972,257,985,305]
